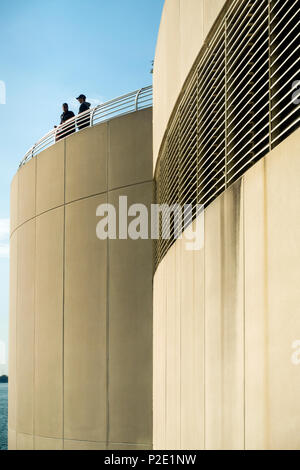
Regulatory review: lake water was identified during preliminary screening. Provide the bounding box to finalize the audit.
[0,384,8,450]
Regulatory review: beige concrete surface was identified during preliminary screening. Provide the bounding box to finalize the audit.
[153,0,180,171]
[153,0,179,170]
[108,109,153,190]
[10,172,18,234]
[165,244,180,449]
[153,0,227,169]
[8,233,17,432]
[179,0,204,84]
[108,182,153,445]
[36,140,65,216]
[18,157,36,226]
[244,131,300,450]
[8,429,16,451]
[64,440,106,450]
[107,443,152,450]
[244,159,268,450]
[9,109,153,449]
[153,128,300,450]
[180,238,200,450]
[153,220,205,450]
[153,260,166,450]
[35,208,64,439]
[205,181,244,450]
[34,436,63,450]
[16,219,36,435]
[193,225,205,450]
[65,123,108,204]
[181,221,205,450]
[16,433,34,450]
[203,0,227,38]
[64,194,107,442]
[265,131,300,450]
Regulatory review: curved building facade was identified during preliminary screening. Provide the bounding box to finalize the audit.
[9,108,153,450]
[8,0,300,452]
[153,0,300,450]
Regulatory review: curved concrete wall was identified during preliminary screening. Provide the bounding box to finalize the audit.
[9,108,153,450]
[153,0,227,169]
[153,128,300,450]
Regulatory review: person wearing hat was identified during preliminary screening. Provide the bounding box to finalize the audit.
[76,94,91,130]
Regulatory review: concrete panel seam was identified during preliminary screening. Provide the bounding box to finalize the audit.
[10,179,154,239]
[16,431,33,437]
[63,438,150,446]
[104,179,154,196]
[18,435,151,448]
[107,441,152,447]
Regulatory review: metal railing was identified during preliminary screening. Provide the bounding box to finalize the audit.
[19,85,153,167]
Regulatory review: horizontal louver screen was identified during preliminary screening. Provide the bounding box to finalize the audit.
[154,0,300,270]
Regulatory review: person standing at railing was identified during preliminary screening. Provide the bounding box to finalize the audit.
[55,103,75,141]
[76,94,90,113]
[76,94,91,130]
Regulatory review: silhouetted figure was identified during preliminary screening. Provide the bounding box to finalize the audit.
[56,103,75,141]
[76,94,91,130]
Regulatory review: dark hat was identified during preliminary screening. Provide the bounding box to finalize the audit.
[76,94,86,100]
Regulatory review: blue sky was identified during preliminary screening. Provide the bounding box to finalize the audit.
[0,0,164,374]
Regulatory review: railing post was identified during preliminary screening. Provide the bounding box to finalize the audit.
[135,88,143,111]
[54,126,58,143]
[91,105,98,127]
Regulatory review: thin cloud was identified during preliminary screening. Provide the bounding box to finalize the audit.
[0,218,10,259]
